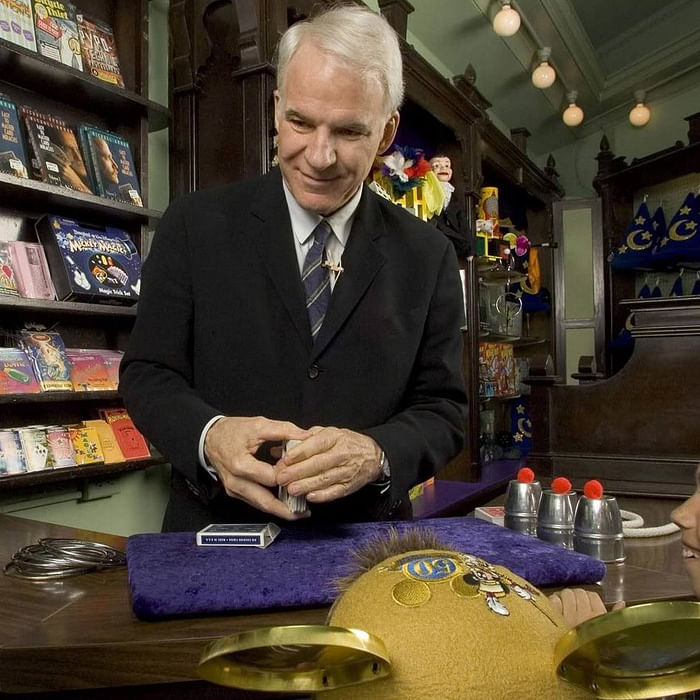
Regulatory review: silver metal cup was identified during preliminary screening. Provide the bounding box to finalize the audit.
[573,495,626,563]
[504,479,541,536]
[536,489,576,549]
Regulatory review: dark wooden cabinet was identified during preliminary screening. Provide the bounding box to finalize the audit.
[167,0,562,484]
[525,113,700,496]
[0,0,168,491]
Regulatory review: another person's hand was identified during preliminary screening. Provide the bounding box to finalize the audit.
[204,416,311,520]
[275,427,384,504]
[549,588,625,629]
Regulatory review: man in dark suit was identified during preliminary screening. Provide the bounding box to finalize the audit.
[120,4,467,532]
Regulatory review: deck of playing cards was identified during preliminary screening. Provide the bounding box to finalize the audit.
[196,523,281,548]
[278,439,307,514]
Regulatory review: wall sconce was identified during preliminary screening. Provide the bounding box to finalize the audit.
[493,2,521,37]
[629,90,651,127]
[531,47,556,89]
[562,91,584,126]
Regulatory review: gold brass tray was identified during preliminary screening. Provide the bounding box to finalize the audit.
[555,601,700,698]
[198,624,391,692]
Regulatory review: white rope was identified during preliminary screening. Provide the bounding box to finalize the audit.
[621,509,680,538]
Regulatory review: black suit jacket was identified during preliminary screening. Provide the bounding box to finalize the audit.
[120,169,467,531]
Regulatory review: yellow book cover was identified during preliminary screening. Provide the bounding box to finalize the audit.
[69,426,104,465]
[83,419,125,463]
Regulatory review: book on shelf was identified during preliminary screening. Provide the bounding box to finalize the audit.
[33,0,82,70]
[80,125,141,205]
[0,95,30,178]
[66,347,113,391]
[20,107,93,193]
[0,241,19,296]
[98,407,150,460]
[36,214,141,304]
[0,0,37,52]
[7,241,56,299]
[82,418,124,463]
[19,329,72,391]
[0,346,41,394]
[76,13,124,87]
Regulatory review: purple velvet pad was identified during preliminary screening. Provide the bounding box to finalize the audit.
[126,517,606,620]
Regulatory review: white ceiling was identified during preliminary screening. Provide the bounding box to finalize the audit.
[406,0,700,157]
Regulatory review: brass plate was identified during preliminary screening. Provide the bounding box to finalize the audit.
[198,624,391,692]
[481,269,527,284]
[555,601,700,698]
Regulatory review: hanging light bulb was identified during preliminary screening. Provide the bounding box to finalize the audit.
[531,47,556,89]
[562,90,584,126]
[629,89,651,127]
[493,2,521,37]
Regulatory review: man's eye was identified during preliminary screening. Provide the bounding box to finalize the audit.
[339,129,363,138]
[290,119,311,130]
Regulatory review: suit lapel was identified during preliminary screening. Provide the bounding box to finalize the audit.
[312,186,386,358]
[248,169,312,351]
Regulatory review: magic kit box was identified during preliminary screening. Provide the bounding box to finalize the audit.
[36,214,141,304]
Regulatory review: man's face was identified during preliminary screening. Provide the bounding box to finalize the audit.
[430,156,452,182]
[96,138,119,185]
[274,41,399,216]
[671,467,700,597]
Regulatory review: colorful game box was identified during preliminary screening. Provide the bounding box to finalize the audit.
[20,329,72,391]
[0,347,41,394]
[69,425,104,464]
[0,241,19,296]
[8,241,56,299]
[479,341,516,398]
[36,215,141,304]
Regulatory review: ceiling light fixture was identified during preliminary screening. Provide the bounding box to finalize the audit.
[629,90,651,127]
[492,2,521,37]
[562,91,584,127]
[531,47,556,89]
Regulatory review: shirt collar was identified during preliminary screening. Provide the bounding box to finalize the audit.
[282,177,362,247]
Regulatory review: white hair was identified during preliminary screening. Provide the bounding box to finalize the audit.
[276,3,404,115]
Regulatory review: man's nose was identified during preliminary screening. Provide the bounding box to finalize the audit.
[305,130,336,170]
[671,498,696,529]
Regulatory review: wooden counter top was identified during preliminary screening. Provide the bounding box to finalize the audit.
[0,498,694,697]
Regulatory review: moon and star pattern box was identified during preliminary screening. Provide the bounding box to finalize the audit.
[36,214,141,304]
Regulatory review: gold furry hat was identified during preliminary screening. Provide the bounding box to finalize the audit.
[199,529,700,699]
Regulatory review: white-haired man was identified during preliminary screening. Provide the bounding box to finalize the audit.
[121,4,467,531]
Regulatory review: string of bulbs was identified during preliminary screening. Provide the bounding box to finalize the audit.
[491,1,650,128]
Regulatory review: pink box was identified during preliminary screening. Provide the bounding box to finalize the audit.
[8,241,56,300]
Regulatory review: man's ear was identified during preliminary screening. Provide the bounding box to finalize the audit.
[377,111,400,155]
[273,89,281,132]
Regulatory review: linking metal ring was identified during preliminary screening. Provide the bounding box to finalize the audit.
[4,538,126,580]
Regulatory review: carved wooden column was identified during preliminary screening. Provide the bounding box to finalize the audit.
[169,0,291,198]
[377,0,414,39]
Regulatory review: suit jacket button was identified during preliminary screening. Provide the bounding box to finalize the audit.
[308,364,320,379]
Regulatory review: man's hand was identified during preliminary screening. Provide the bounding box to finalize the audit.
[204,416,311,520]
[275,427,384,503]
[549,588,625,628]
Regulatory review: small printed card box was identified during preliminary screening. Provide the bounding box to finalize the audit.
[69,425,104,464]
[196,523,281,548]
[474,505,505,526]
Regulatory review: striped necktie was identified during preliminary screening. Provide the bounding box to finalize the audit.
[302,220,333,342]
